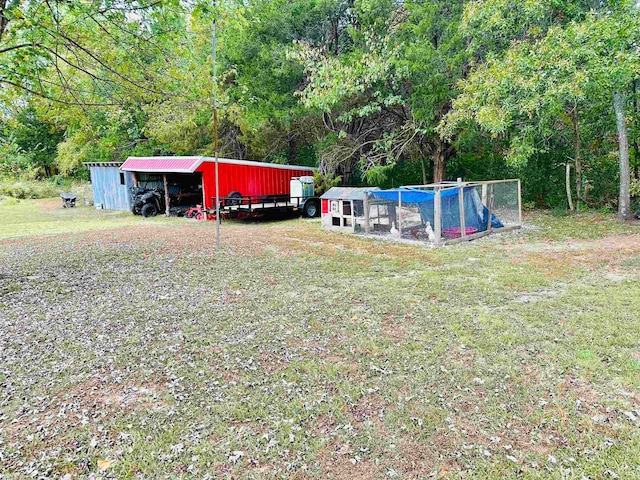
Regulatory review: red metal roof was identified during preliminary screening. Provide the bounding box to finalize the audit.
[120,156,316,174]
[120,156,204,173]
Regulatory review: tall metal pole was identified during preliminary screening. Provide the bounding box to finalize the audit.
[212,4,220,249]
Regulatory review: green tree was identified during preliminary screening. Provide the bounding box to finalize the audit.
[1,106,63,176]
[0,0,188,105]
[294,0,467,183]
[443,3,640,217]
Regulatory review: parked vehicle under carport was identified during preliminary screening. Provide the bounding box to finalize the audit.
[131,187,164,217]
[130,176,204,218]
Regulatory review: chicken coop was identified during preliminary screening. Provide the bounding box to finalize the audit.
[320,187,380,232]
[321,180,522,245]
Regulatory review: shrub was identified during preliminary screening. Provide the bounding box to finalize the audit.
[0,197,20,207]
[0,180,59,199]
[0,137,39,179]
[313,172,341,196]
[551,205,569,217]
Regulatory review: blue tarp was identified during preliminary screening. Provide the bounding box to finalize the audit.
[369,187,462,203]
[368,187,503,232]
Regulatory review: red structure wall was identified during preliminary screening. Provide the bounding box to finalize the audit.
[197,161,315,210]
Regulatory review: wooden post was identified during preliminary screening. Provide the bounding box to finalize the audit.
[212,6,221,247]
[481,183,487,206]
[434,188,442,245]
[458,179,466,238]
[351,200,356,233]
[398,190,403,237]
[517,179,522,225]
[487,184,494,233]
[364,192,371,234]
[133,172,138,187]
[163,174,170,217]
[201,173,206,218]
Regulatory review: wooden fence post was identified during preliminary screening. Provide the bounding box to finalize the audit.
[517,179,522,225]
[458,179,466,238]
[487,184,494,233]
[364,192,371,234]
[163,174,170,217]
[434,188,442,245]
[398,190,403,237]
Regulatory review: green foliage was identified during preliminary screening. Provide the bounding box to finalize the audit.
[313,172,341,196]
[0,177,92,201]
[56,129,96,175]
[0,180,59,199]
[0,107,64,178]
[364,164,395,186]
[8,107,64,176]
[0,136,36,179]
[291,0,467,180]
[444,2,640,208]
[1,0,639,210]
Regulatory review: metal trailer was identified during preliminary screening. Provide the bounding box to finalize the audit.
[211,176,319,218]
[215,194,320,219]
[119,156,317,218]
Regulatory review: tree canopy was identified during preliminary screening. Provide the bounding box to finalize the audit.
[1,0,639,213]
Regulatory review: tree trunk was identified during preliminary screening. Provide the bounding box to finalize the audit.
[421,158,427,185]
[287,134,297,165]
[565,163,574,211]
[584,180,590,203]
[431,138,455,183]
[634,79,639,179]
[330,19,339,55]
[613,90,632,220]
[571,105,582,207]
[0,0,8,43]
[433,150,445,183]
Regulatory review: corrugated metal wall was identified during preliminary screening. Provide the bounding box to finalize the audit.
[89,166,134,211]
[197,162,314,210]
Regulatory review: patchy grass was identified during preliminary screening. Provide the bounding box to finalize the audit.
[524,210,640,240]
[0,197,159,239]
[1,203,640,479]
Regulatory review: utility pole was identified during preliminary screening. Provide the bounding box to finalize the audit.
[212,1,220,249]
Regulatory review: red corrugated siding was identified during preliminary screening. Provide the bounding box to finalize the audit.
[197,162,315,209]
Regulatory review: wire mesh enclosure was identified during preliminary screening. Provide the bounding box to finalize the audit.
[335,179,523,245]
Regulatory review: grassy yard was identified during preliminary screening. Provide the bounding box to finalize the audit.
[1,199,640,479]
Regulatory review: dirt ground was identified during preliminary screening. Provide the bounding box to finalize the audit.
[2,204,640,479]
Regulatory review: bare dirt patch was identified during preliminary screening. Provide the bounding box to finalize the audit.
[505,234,640,279]
[278,228,442,264]
[6,377,169,440]
[2,376,170,473]
[380,308,409,344]
[0,221,281,256]
[36,198,63,211]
